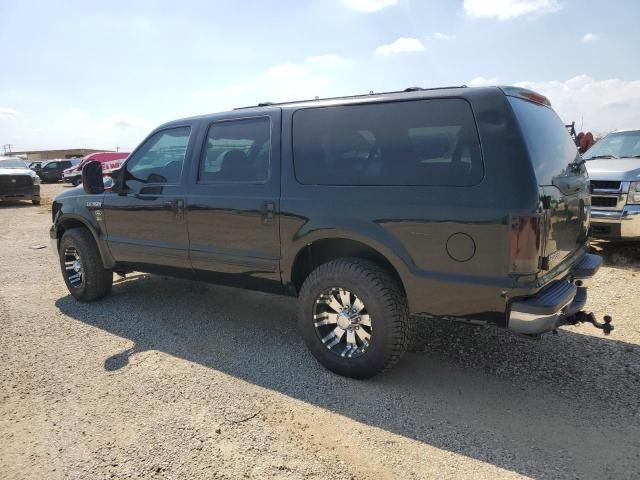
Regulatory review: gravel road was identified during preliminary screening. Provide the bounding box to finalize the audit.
[1,183,639,479]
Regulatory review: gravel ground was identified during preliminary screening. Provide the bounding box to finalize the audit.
[1,182,639,479]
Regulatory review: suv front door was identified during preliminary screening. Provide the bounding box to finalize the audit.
[185,111,282,291]
[40,161,61,182]
[102,125,194,269]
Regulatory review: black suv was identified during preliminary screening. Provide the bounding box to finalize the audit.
[50,86,603,378]
[37,159,74,183]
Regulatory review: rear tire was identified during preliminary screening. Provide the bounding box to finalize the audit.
[59,228,113,302]
[298,258,409,379]
[32,199,40,205]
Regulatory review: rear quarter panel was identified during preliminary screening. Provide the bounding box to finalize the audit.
[280,88,539,321]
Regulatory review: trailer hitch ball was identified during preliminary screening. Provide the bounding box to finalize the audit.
[564,311,614,335]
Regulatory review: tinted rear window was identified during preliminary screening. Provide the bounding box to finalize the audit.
[508,97,580,185]
[292,99,483,186]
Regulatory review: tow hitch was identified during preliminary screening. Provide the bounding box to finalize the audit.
[560,311,614,335]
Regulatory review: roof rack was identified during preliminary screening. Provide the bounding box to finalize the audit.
[233,85,468,110]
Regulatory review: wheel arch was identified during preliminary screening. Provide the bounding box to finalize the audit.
[285,233,409,297]
[55,215,113,269]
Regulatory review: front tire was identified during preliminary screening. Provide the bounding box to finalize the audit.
[59,228,113,302]
[71,177,81,187]
[298,258,409,379]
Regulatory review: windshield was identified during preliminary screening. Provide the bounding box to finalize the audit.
[583,131,640,159]
[0,159,29,169]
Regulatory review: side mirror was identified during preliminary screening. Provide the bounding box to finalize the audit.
[82,160,105,194]
[103,175,114,191]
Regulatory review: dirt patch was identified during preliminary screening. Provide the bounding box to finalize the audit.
[1,204,639,479]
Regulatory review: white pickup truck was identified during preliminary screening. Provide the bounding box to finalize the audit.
[585,128,640,240]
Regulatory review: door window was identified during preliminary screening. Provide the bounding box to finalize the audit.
[198,117,270,183]
[44,162,58,170]
[124,127,191,186]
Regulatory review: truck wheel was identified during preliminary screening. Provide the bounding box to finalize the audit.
[59,228,113,302]
[298,258,409,379]
[71,177,81,186]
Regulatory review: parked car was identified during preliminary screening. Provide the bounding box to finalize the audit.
[583,128,640,240]
[37,159,76,183]
[50,86,605,378]
[0,158,41,204]
[29,161,44,171]
[63,152,129,186]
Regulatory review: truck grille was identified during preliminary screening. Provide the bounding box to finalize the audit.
[591,180,621,191]
[0,175,32,188]
[591,196,619,208]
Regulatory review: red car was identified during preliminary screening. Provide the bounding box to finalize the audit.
[63,152,129,186]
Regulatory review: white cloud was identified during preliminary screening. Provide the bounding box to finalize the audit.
[306,54,346,66]
[582,32,599,43]
[375,38,425,56]
[0,108,20,120]
[0,106,150,151]
[463,0,562,20]
[467,76,500,86]
[191,55,351,113]
[433,32,456,40]
[343,0,398,12]
[514,75,640,134]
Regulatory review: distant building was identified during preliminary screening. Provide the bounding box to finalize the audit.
[6,148,112,161]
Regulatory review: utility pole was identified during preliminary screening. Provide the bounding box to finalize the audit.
[3,144,12,154]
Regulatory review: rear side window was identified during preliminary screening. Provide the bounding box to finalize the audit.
[508,97,580,185]
[292,99,483,186]
[199,117,271,183]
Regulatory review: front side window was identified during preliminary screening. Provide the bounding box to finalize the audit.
[124,126,190,185]
[292,99,483,186]
[199,117,270,183]
[44,162,58,170]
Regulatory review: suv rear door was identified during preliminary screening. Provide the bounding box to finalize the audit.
[508,96,590,272]
[184,110,282,291]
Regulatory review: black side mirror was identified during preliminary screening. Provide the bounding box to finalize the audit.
[82,160,105,194]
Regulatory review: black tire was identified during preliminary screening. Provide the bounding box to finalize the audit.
[59,228,113,302]
[298,258,409,379]
[71,177,81,187]
[32,199,40,205]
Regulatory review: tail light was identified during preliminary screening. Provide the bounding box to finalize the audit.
[509,215,542,273]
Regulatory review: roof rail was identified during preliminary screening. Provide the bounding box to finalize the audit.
[233,85,468,110]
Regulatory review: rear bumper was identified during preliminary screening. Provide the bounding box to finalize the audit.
[590,205,640,240]
[508,253,602,334]
[63,173,79,183]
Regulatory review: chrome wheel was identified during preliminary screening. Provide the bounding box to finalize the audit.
[63,246,83,288]
[313,287,372,358]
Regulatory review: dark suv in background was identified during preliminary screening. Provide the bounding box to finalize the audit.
[50,86,602,378]
[35,159,76,183]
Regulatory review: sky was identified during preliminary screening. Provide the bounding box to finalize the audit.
[1,0,639,152]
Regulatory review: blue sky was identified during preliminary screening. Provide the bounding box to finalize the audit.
[1,0,639,151]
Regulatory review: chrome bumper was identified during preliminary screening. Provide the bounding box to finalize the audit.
[508,253,601,335]
[590,205,640,239]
